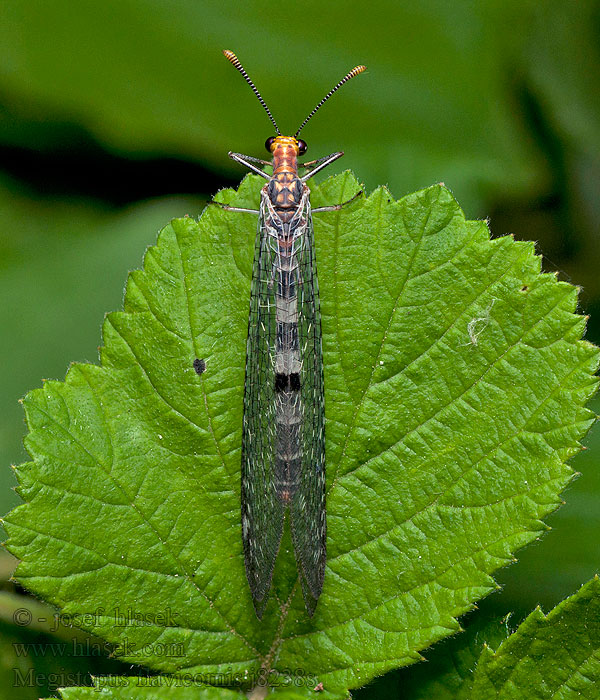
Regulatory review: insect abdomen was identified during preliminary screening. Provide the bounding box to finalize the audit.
[274,233,303,505]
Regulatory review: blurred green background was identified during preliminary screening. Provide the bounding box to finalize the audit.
[0,0,599,697]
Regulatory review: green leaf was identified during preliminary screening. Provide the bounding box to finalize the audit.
[489,396,600,615]
[4,173,597,696]
[59,679,244,699]
[58,676,337,699]
[471,577,600,698]
[399,578,600,699]
[398,614,511,699]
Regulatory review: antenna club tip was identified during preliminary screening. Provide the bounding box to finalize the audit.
[223,49,239,63]
[353,65,367,75]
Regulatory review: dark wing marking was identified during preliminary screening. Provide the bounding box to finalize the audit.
[288,192,327,607]
[241,194,284,617]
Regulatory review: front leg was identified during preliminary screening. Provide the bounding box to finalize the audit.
[300,151,344,182]
[228,152,271,179]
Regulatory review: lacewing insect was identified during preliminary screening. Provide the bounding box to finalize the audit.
[217,49,365,617]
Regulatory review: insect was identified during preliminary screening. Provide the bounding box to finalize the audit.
[217,49,366,617]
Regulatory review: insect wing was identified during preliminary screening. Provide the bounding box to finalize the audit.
[288,194,326,604]
[241,193,284,616]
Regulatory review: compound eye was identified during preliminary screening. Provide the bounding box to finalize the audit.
[265,136,276,153]
[297,139,308,156]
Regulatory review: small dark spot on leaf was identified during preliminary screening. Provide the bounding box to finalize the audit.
[193,358,206,375]
[521,285,529,292]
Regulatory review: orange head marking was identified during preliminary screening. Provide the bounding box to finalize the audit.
[266,135,308,157]
[267,136,302,175]
[267,136,298,154]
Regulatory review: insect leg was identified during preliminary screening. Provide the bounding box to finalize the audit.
[208,201,260,214]
[300,152,344,182]
[232,153,272,167]
[228,152,271,179]
[299,153,342,172]
[312,189,363,212]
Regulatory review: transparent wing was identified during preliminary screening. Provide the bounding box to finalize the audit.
[241,193,284,616]
[288,196,327,604]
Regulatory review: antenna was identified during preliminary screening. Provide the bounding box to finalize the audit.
[295,64,366,137]
[223,50,281,135]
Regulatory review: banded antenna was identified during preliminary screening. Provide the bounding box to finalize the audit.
[294,64,366,137]
[223,50,281,135]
